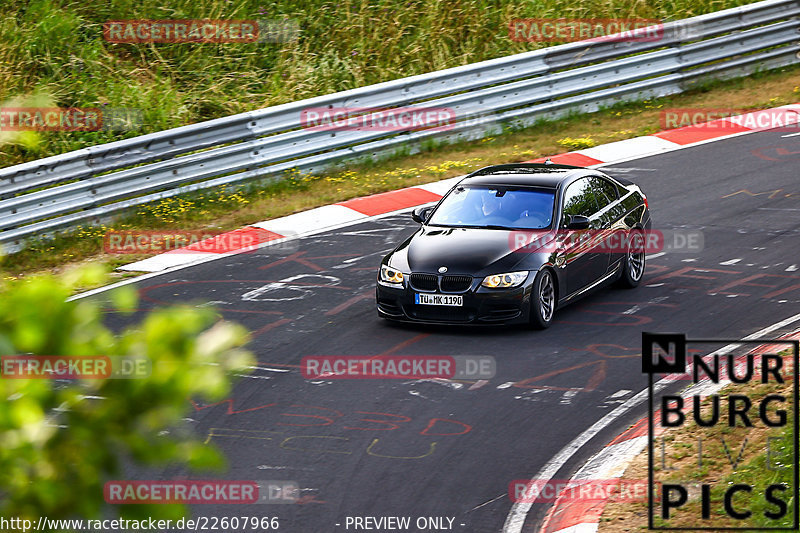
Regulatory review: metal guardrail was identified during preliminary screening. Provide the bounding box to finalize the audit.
[1,0,798,249]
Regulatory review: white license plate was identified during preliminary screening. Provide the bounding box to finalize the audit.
[415,293,463,306]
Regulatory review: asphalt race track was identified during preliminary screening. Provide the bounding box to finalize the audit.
[98,128,800,532]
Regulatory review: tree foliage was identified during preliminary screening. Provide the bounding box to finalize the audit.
[0,265,254,521]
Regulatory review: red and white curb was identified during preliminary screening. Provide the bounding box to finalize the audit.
[536,329,800,533]
[117,103,800,273]
[116,178,460,272]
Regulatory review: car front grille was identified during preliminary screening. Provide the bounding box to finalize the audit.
[440,275,472,292]
[409,273,473,293]
[409,273,439,292]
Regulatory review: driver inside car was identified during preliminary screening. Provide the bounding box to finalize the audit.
[514,195,551,228]
[480,192,503,217]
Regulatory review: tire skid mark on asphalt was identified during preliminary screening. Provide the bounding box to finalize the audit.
[324,291,374,315]
[250,317,292,338]
[257,251,359,272]
[203,411,473,461]
[508,344,640,401]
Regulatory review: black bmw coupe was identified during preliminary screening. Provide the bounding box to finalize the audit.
[375,163,651,328]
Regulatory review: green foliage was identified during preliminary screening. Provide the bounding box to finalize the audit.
[724,414,796,528]
[0,265,254,521]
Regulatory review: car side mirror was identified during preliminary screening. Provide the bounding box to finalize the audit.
[411,206,432,224]
[565,214,590,230]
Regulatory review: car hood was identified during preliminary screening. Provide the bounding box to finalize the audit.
[389,226,555,275]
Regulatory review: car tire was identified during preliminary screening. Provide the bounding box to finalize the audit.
[617,229,646,288]
[530,269,556,329]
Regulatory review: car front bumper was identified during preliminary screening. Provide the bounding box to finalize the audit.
[375,275,533,325]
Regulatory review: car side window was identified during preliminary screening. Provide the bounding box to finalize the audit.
[591,177,619,210]
[561,178,599,225]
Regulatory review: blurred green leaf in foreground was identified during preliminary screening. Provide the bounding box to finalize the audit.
[0,264,254,522]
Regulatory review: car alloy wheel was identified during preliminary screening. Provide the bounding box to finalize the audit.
[531,269,555,329]
[618,229,646,288]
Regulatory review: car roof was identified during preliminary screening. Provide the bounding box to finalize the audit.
[457,163,598,188]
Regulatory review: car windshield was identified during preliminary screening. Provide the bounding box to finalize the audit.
[426,186,555,230]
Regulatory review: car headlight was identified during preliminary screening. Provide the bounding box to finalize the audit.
[481,271,528,289]
[380,265,405,285]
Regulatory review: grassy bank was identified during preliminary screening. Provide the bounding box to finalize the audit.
[0,0,764,166]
